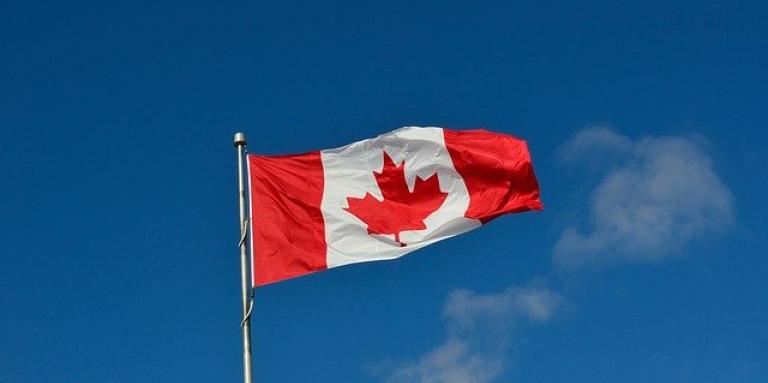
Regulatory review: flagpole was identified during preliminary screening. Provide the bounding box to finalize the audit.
[234,132,254,383]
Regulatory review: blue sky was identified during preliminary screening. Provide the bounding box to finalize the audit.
[1,1,766,382]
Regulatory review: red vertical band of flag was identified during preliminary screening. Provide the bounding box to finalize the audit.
[443,129,543,223]
[247,152,327,286]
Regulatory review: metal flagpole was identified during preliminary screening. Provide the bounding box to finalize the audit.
[234,132,254,383]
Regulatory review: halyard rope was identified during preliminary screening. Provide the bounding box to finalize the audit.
[239,218,253,327]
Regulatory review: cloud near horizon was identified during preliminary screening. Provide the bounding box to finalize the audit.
[380,285,561,383]
[554,127,735,268]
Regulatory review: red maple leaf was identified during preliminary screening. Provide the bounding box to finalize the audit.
[345,152,448,246]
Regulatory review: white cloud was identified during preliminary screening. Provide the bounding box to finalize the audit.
[558,127,634,165]
[382,285,560,383]
[554,127,735,268]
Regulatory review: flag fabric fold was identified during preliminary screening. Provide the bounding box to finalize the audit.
[248,127,542,286]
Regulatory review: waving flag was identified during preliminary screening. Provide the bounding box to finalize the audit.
[247,127,542,285]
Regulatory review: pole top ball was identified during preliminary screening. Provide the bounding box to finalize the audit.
[233,132,246,146]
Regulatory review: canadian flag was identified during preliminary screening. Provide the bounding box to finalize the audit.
[247,127,542,286]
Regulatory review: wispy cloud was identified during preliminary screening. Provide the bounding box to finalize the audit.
[380,285,561,383]
[554,127,735,268]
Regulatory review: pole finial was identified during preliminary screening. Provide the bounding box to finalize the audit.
[234,132,247,146]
